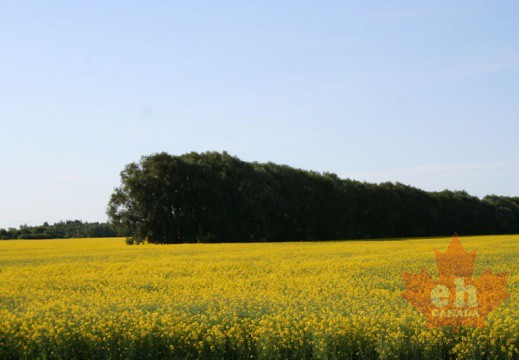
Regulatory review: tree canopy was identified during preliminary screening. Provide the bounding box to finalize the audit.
[107,151,519,244]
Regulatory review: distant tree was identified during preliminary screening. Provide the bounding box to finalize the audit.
[0,221,117,240]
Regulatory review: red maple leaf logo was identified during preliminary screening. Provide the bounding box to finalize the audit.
[402,234,510,332]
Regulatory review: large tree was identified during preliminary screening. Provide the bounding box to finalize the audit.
[108,153,216,243]
[107,151,519,244]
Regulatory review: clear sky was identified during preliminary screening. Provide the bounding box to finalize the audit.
[1,1,518,228]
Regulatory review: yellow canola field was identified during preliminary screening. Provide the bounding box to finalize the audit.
[0,235,517,359]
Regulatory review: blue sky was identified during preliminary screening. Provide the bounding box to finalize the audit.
[1,1,518,228]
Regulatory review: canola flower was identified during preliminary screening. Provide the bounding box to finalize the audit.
[0,235,517,359]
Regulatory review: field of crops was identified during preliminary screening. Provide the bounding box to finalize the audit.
[0,235,517,359]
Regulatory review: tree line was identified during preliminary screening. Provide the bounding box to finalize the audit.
[108,151,519,244]
[0,220,117,240]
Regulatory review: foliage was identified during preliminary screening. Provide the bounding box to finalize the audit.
[108,151,519,244]
[0,236,516,359]
[0,220,118,240]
